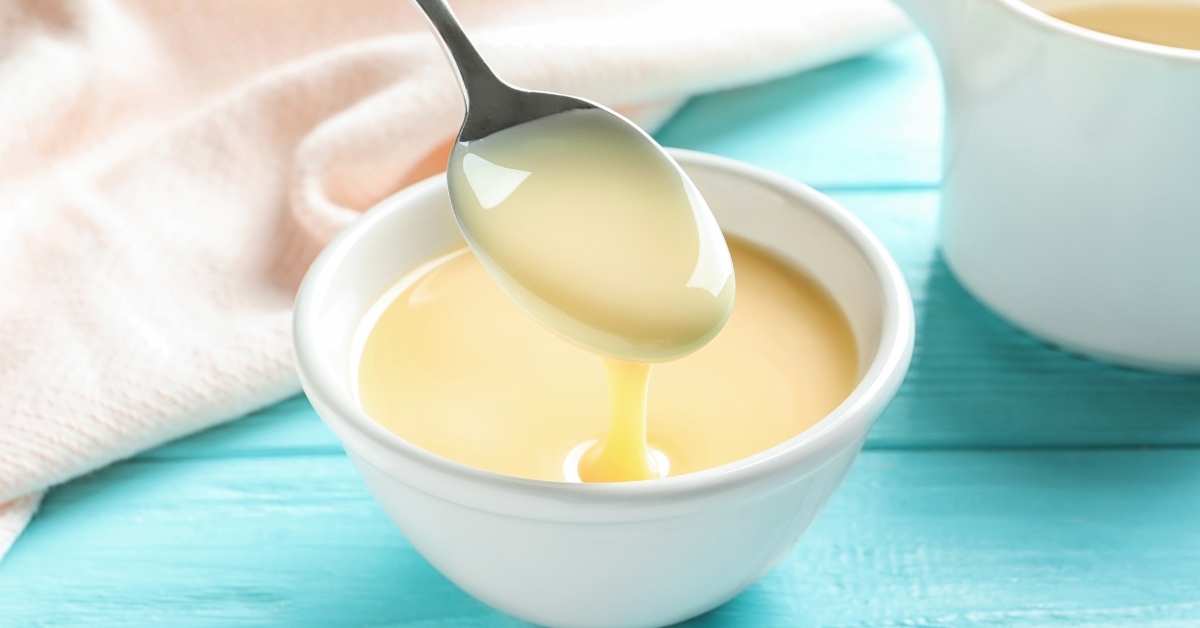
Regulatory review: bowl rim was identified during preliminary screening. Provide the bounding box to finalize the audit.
[293,148,914,510]
[996,0,1200,63]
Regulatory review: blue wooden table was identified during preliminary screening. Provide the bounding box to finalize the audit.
[5,37,1200,626]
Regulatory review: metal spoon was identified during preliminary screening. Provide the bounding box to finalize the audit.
[412,0,735,363]
[412,0,598,141]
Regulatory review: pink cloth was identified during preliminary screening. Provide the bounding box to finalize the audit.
[0,0,909,559]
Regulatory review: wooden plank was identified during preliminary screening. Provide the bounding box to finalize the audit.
[4,450,1200,625]
[1,455,517,626]
[697,449,1200,627]
[654,36,943,190]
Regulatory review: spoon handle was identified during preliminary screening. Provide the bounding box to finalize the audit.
[410,0,505,106]
[410,0,595,142]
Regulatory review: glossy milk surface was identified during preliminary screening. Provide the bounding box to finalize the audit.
[356,238,857,482]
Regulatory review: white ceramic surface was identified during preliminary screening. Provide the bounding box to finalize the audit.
[896,0,1200,372]
[293,150,914,628]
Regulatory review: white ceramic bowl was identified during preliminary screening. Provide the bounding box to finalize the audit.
[294,149,914,628]
[897,0,1200,372]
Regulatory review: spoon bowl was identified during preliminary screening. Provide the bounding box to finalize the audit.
[413,0,735,362]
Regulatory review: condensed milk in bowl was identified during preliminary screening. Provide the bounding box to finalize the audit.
[294,149,914,628]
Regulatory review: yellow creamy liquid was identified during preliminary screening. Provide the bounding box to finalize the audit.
[356,239,857,482]
[1052,3,1200,50]
[577,359,658,483]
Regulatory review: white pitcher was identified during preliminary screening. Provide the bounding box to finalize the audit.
[893,0,1200,372]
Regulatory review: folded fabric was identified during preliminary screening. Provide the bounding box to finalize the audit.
[0,0,910,559]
